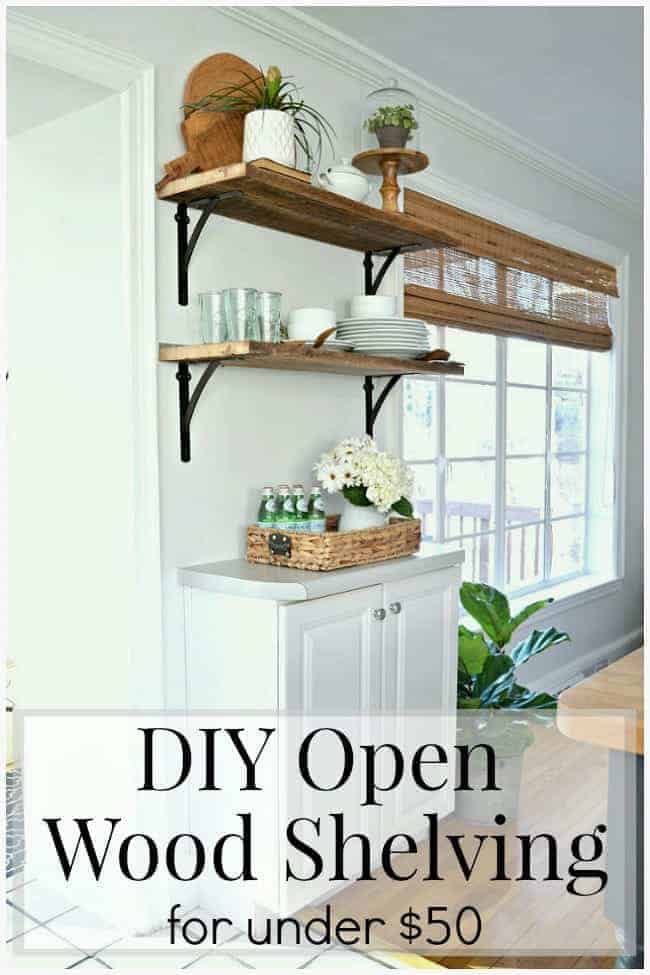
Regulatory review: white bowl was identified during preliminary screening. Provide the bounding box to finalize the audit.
[288,307,335,340]
[349,295,397,319]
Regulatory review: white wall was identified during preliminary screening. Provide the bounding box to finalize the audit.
[8,94,135,708]
[7,53,110,135]
[24,6,643,701]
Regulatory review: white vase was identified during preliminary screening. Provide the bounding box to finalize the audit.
[243,110,295,167]
[339,499,387,532]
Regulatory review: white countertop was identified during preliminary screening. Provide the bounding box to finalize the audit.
[178,546,464,602]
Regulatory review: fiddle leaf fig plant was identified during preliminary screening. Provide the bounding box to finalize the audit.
[457,582,569,712]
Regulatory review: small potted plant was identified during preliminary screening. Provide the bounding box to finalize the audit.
[364,103,419,148]
[314,435,414,532]
[456,582,569,823]
[185,65,335,171]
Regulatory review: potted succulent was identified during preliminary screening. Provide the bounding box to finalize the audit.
[364,103,419,148]
[314,435,414,532]
[455,582,569,823]
[185,65,335,171]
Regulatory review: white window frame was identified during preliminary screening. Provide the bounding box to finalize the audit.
[391,194,628,615]
[401,328,612,600]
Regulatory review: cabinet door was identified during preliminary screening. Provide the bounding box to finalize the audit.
[278,586,384,911]
[382,567,460,834]
[279,585,384,712]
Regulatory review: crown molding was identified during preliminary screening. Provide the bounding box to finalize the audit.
[216,5,639,219]
[6,10,150,91]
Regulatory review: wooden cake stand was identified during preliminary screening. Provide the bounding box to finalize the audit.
[351,148,429,212]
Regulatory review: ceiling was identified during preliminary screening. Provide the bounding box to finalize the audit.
[307,6,643,203]
[7,55,110,137]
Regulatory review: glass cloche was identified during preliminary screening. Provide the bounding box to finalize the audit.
[360,78,420,153]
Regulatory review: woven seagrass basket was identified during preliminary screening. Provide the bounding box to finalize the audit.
[246,517,421,572]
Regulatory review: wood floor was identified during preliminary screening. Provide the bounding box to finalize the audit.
[324,724,620,970]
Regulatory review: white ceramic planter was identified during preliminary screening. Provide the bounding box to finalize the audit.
[243,110,295,167]
[339,499,387,532]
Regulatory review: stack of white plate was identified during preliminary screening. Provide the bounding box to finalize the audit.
[336,317,431,359]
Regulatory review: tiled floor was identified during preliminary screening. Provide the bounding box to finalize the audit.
[4,876,424,970]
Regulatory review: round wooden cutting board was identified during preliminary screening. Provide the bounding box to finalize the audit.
[183,52,262,119]
[160,53,262,186]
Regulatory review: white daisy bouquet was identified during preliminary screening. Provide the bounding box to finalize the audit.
[314,435,414,517]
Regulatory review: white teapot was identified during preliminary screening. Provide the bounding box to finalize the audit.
[318,157,370,203]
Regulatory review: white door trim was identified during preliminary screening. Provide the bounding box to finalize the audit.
[7,11,163,707]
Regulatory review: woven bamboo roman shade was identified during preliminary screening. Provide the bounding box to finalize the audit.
[404,190,616,350]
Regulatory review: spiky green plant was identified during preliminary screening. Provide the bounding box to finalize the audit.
[184,65,335,171]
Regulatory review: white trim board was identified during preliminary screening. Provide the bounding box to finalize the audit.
[6,10,150,90]
[6,13,163,708]
[527,627,643,696]
[216,4,639,219]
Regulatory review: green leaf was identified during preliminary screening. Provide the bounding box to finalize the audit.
[391,496,414,518]
[460,583,512,647]
[510,627,570,667]
[458,626,490,676]
[475,653,514,698]
[509,598,554,638]
[480,670,518,706]
[342,485,372,507]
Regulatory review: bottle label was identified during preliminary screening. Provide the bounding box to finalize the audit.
[283,499,295,513]
[297,499,309,513]
[312,498,325,513]
[265,499,277,513]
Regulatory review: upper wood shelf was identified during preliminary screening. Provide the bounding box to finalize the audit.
[159,340,464,378]
[156,159,457,254]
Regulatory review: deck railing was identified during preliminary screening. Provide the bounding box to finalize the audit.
[415,499,542,585]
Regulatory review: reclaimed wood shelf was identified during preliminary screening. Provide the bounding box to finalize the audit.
[157,159,457,256]
[159,340,464,377]
[156,159,462,461]
[159,341,464,462]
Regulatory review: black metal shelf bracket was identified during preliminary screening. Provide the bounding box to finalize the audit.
[175,192,242,306]
[363,375,402,437]
[176,360,222,462]
[363,247,401,296]
[361,246,404,437]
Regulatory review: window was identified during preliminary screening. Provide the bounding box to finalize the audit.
[402,326,617,596]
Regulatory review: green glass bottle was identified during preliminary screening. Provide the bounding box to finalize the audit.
[276,484,299,532]
[293,483,310,533]
[275,484,290,531]
[308,486,326,533]
[256,486,277,529]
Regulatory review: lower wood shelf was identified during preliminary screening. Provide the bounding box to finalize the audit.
[159,341,464,462]
[158,340,464,377]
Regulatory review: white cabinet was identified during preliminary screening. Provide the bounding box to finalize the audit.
[382,569,459,835]
[279,586,384,712]
[181,552,462,922]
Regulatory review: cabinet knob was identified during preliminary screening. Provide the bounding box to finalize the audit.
[389,602,402,615]
[373,608,387,621]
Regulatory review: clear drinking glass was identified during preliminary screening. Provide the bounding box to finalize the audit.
[197,292,226,343]
[222,288,260,341]
[257,291,282,343]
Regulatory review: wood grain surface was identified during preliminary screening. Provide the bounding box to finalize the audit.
[157,160,458,253]
[557,649,643,754]
[158,340,464,376]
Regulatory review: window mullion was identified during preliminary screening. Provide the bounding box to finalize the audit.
[543,344,553,579]
[583,353,592,572]
[494,336,507,587]
[437,326,447,544]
